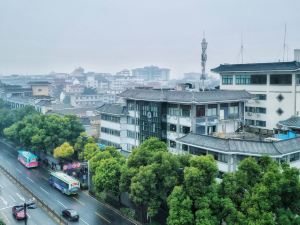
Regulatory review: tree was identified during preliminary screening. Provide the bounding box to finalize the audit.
[82,143,100,161]
[167,186,194,225]
[74,132,95,160]
[53,142,74,159]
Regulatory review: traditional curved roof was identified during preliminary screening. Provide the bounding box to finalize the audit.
[177,133,300,157]
[119,89,252,104]
[211,61,300,73]
[278,116,300,129]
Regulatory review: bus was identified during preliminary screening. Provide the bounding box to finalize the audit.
[49,171,80,195]
[18,151,38,168]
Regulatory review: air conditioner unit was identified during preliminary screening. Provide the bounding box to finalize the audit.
[247,112,252,116]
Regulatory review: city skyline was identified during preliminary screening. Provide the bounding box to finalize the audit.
[0,0,299,78]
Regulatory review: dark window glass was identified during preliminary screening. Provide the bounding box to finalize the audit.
[196,105,205,117]
[255,94,267,100]
[182,144,188,151]
[296,74,300,85]
[180,105,191,117]
[256,120,266,127]
[256,107,266,114]
[290,153,300,162]
[236,75,251,85]
[270,74,292,85]
[222,75,233,85]
[169,140,176,148]
[180,126,190,134]
[250,75,267,84]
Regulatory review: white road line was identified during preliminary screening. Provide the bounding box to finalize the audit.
[8,195,16,202]
[40,187,49,195]
[16,168,22,174]
[80,217,90,225]
[16,193,25,202]
[57,200,67,208]
[26,177,34,183]
[0,205,15,211]
[0,196,8,206]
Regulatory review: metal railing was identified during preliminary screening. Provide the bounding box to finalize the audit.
[0,165,68,225]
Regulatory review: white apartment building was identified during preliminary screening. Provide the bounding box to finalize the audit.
[70,94,116,107]
[97,88,252,153]
[212,60,300,132]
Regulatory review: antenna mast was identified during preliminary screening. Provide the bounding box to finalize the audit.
[200,33,207,92]
[241,32,244,63]
[283,23,287,62]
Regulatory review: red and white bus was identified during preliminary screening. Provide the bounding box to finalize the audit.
[18,151,38,168]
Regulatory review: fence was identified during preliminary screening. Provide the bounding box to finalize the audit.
[0,164,68,225]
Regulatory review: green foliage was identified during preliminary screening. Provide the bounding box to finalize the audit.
[4,113,84,154]
[0,218,5,225]
[82,142,100,161]
[74,132,95,160]
[120,207,136,220]
[53,142,74,159]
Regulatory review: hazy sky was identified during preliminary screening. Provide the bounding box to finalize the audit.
[0,0,299,78]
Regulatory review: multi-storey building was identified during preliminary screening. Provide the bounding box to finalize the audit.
[212,60,300,132]
[97,104,127,149]
[97,88,252,152]
[70,94,116,107]
[132,66,170,81]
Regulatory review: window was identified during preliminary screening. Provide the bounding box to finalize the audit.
[196,105,205,117]
[180,105,191,117]
[296,74,300,85]
[168,104,179,116]
[207,104,217,116]
[218,153,228,163]
[169,140,176,148]
[290,153,300,162]
[168,124,177,132]
[38,88,42,92]
[101,114,120,123]
[250,75,267,84]
[222,75,233,85]
[256,120,266,127]
[255,94,267,100]
[256,107,266,114]
[270,74,292,85]
[245,119,255,126]
[101,127,120,136]
[182,144,188,151]
[229,103,239,115]
[236,75,251,85]
[180,126,190,134]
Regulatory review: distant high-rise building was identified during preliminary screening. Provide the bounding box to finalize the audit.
[132,66,170,81]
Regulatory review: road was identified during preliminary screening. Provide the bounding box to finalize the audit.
[0,169,55,225]
[0,140,136,225]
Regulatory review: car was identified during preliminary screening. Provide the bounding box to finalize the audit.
[62,209,79,221]
[12,206,27,220]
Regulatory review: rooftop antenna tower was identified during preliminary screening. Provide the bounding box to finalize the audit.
[240,32,244,63]
[200,32,207,92]
[283,23,287,62]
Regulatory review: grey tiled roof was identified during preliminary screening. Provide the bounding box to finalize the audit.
[211,61,300,73]
[96,103,127,115]
[177,133,300,156]
[119,89,252,103]
[278,116,300,128]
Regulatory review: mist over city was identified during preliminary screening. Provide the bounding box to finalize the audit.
[0,1,300,225]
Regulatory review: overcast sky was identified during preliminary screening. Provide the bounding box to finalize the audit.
[0,0,299,78]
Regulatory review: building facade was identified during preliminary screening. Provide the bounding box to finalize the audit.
[212,61,300,132]
[132,66,170,81]
[96,89,252,153]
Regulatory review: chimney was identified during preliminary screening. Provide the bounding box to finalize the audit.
[294,49,300,62]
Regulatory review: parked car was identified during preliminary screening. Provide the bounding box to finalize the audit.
[62,209,79,221]
[12,206,27,220]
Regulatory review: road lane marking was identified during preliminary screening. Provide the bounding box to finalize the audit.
[16,168,22,174]
[57,200,67,208]
[26,177,34,183]
[8,195,16,202]
[40,187,49,195]
[16,193,25,202]
[0,196,8,206]
[72,197,85,206]
[41,175,48,181]
[80,217,90,225]
[95,212,111,224]
[0,205,15,211]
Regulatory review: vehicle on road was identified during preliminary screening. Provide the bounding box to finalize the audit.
[12,206,27,220]
[49,171,80,195]
[18,150,38,168]
[62,209,79,221]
